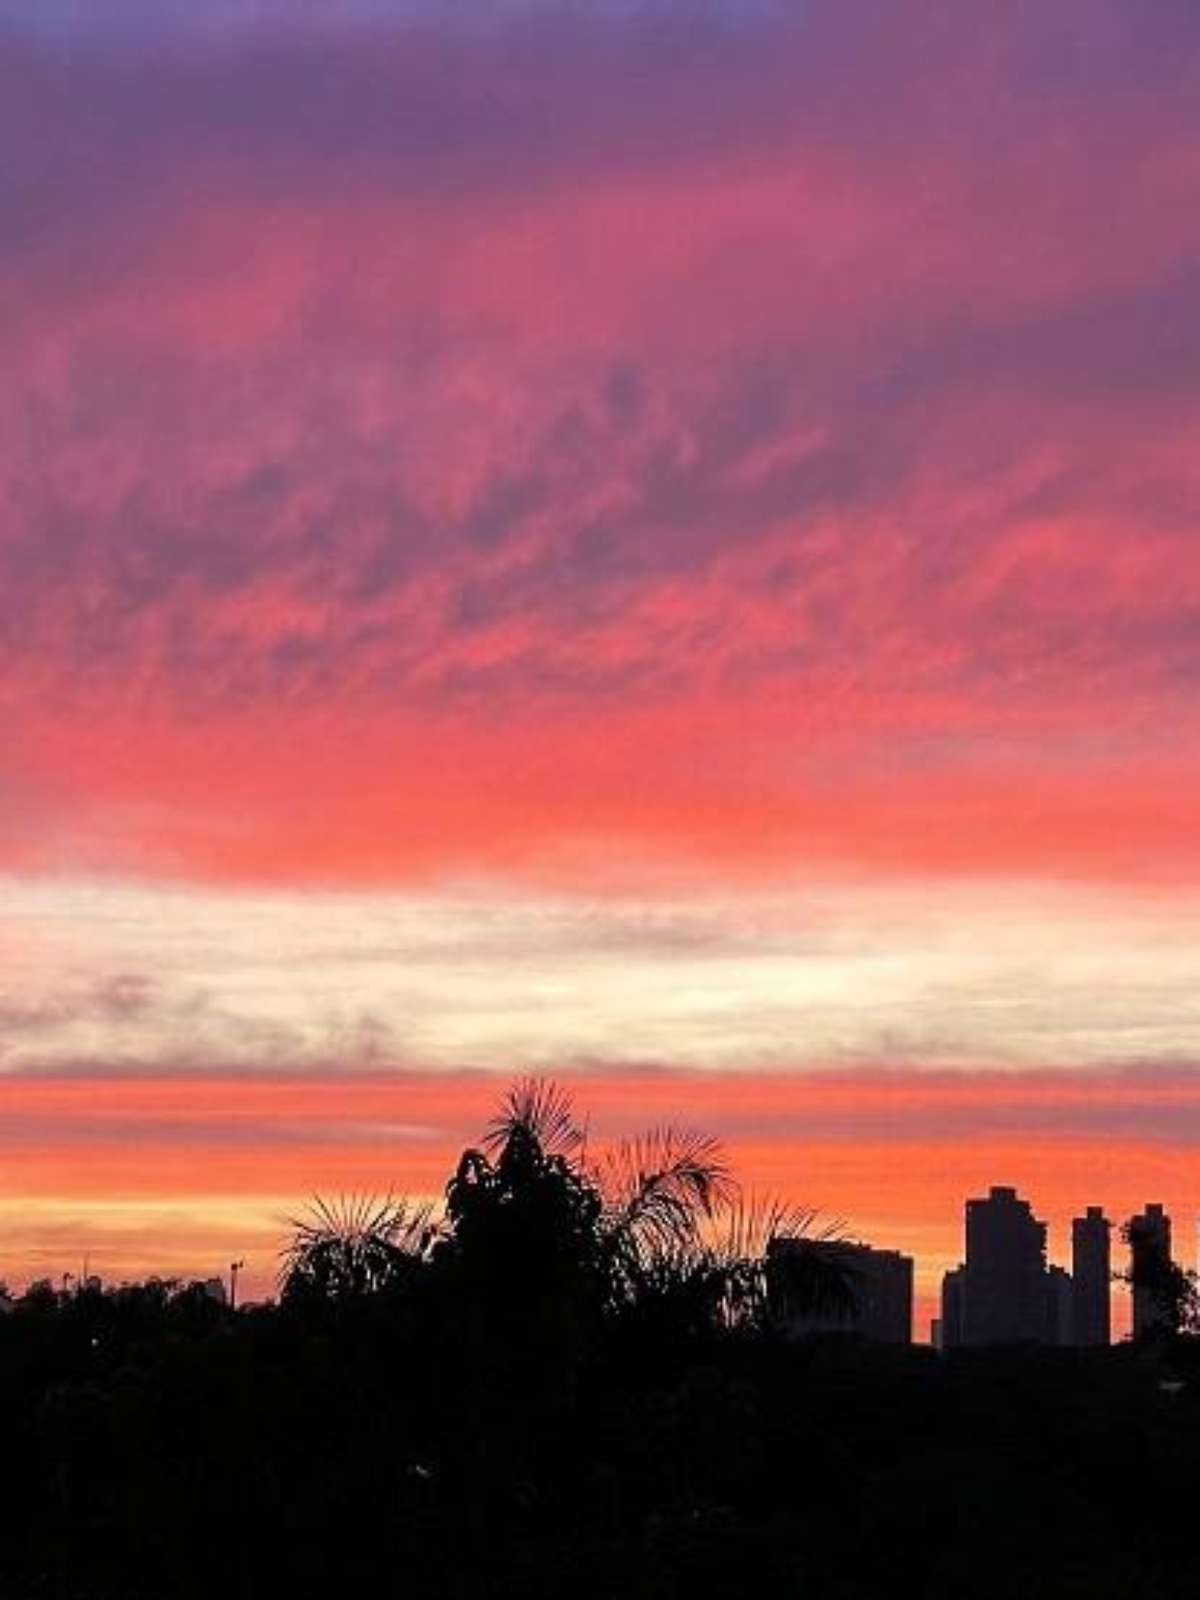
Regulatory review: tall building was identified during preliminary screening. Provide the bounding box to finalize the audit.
[1071,1206,1111,1346]
[939,1265,965,1349]
[1128,1202,1173,1339]
[769,1240,913,1344]
[1044,1264,1074,1346]
[961,1185,1048,1345]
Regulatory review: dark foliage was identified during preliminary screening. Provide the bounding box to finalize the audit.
[3,1082,1198,1599]
[1120,1216,1200,1339]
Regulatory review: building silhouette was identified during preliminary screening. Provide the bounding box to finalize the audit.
[770,1240,913,1344]
[961,1185,1048,1345]
[1044,1264,1073,1345]
[1071,1205,1111,1346]
[937,1265,965,1349]
[937,1185,1118,1348]
[1128,1202,1173,1339]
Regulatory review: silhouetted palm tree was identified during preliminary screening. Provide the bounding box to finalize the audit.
[278,1077,857,1338]
[484,1077,585,1163]
[596,1126,734,1271]
[279,1193,439,1302]
[606,1189,858,1336]
[462,1077,856,1335]
[441,1079,606,1368]
[464,1079,735,1313]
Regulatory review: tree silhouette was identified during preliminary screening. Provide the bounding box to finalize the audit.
[1120,1217,1200,1340]
[279,1194,439,1303]
[442,1077,856,1345]
[441,1079,607,1374]
[16,1074,1183,1599]
[277,1077,857,1349]
[595,1125,735,1297]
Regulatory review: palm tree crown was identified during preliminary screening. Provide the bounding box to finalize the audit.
[278,1077,857,1337]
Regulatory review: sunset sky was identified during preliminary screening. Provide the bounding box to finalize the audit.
[3,0,1199,1331]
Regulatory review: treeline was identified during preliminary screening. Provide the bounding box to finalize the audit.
[2,1081,1199,1599]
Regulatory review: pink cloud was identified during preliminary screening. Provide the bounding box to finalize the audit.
[3,3,1200,888]
[6,4,1200,1306]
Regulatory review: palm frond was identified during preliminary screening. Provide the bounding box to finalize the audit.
[596,1126,736,1285]
[713,1193,845,1265]
[701,1191,859,1328]
[483,1076,583,1160]
[278,1191,440,1297]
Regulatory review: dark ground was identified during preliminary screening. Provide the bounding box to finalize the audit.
[3,1282,1199,1600]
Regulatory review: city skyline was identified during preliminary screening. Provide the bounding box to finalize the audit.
[4,1135,1193,1348]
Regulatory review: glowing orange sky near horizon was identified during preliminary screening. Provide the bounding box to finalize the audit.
[0,1072,1194,1339]
[3,0,1200,1321]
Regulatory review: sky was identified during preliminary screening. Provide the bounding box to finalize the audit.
[3,0,1200,1330]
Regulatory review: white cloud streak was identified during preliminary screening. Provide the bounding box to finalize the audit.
[4,873,1200,1075]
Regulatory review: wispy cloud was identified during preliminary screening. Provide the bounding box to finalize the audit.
[3,2,1200,884]
[4,2,1199,1301]
[5,876,1200,1076]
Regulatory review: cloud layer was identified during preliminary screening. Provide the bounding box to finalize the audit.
[4,1,1200,884]
[5,876,1200,1077]
[4,2,1200,1301]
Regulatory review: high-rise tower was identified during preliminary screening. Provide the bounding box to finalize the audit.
[959,1185,1048,1345]
[1070,1206,1111,1346]
[1128,1203,1173,1339]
